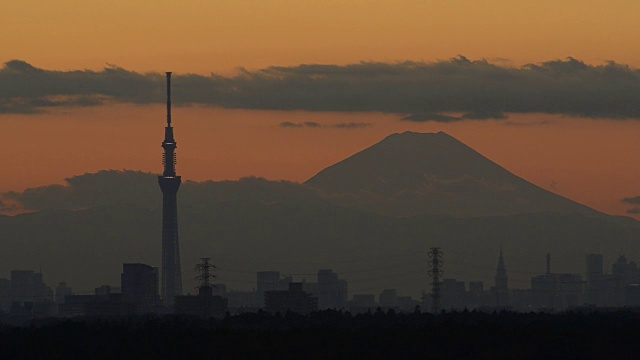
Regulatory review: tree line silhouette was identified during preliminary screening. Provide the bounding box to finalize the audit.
[1,309,640,359]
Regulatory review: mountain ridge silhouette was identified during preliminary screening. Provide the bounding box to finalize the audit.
[305,131,601,217]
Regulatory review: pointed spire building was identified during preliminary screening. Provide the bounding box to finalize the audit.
[494,248,509,308]
[495,248,508,291]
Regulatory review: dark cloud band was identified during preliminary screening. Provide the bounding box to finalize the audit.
[622,196,640,205]
[2,56,640,120]
[279,121,372,129]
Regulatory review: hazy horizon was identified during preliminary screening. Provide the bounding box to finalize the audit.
[1,101,639,219]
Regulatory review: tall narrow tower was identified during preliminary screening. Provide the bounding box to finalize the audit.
[495,248,508,291]
[495,248,509,308]
[159,72,182,305]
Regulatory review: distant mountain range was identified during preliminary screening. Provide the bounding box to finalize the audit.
[307,131,601,217]
[0,132,637,297]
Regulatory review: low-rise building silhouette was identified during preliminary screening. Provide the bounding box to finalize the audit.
[348,294,377,313]
[174,258,228,318]
[59,286,133,317]
[264,282,317,314]
[174,286,228,318]
[379,289,398,310]
[0,278,11,312]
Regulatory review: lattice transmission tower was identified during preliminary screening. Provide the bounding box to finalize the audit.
[195,258,216,289]
[428,247,444,314]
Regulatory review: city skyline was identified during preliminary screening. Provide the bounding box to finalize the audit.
[4,248,640,316]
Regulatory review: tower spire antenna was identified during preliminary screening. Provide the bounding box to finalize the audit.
[166,72,172,127]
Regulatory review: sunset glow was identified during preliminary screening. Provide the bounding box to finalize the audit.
[2,0,640,218]
[1,105,639,218]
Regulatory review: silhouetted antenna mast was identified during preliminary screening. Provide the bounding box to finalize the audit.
[428,247,444,313]
[195,258,216,288]
[166,72,172,127]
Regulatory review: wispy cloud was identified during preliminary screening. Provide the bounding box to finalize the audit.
[279,121,372,129]
[3,56,640,120]
[622,196,640,205]
[501,120,552,127]
[333,122,372,129]
[620,196,640,215]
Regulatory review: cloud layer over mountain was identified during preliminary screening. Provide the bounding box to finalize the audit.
[2,56,640,120]
[0,170,317,212]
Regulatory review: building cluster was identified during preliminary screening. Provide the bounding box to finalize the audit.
[426,252,640,312]
[4,251,640,321]
[0,262,227,321]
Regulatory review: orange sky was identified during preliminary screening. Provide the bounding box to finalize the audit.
[3,1,640,74]
[2,1,640,217]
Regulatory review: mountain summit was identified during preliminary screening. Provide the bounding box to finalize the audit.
[306,131,600,217]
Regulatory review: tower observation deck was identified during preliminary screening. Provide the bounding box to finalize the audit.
[159,72,182,306]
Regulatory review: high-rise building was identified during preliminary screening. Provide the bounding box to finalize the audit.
[441,279,466,310]
[256,271,292,307]
[494,249,509,307]
[531,273,583,310]
[55,282,72,305]
[159,72,183,305]
[121,263,160,314]
[611,255,640,306]
[586,254,604,285]
[11,270,53,304]
[9,270,55,318]
[316,269,348,310]
[530,255,583,310]
[585,253,604,305]
[495,249,508,291]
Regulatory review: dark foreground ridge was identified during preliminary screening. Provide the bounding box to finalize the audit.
[2,310,639,359]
